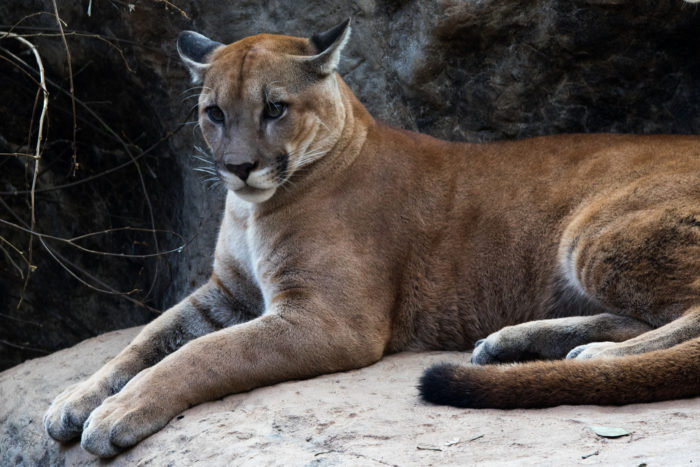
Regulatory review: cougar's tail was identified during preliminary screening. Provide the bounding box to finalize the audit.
[419,337,700,408]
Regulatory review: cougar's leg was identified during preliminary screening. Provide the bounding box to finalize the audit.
[562,201,700,359]
[475,198,700,365]
[568,306,700,359]
[44,278,261,442]
[471,313,652,364]
[79,300,388,457]
[424,205,700,408]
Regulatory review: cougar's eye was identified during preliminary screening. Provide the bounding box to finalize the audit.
[264,101,286,120]
[205,106,225,124]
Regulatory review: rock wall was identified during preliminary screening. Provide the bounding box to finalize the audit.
[1,0,699,369]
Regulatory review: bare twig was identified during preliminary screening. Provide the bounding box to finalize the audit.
[3,11,57,37]
[0,42,163,302]
[0,234,32,270]
[0,53,41,86]
[0,219,187,259]
[0,241,26,278]
[154,0,190,19]
[0,338,50,354]
[39,236,160,313]
[0,312,43,327]
[0,25,161,61]
[1,195,160,313]
[0,31,49,308]
[0,126,185,196]
[0,152,39,160]
[3,30,136,71]
[51,0,79,175]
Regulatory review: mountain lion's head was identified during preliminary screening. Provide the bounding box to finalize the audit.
[177,20,351,203]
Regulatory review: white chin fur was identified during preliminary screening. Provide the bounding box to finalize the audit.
[232,185,277,203]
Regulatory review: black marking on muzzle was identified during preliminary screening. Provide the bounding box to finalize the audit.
[276,153,289,181]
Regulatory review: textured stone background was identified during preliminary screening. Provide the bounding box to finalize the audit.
[1,0,699,370]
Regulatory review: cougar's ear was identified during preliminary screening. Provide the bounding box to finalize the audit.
[304,18,351,76]
[177,31,223,83]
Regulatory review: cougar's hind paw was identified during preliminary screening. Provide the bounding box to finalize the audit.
[566,341,616,360]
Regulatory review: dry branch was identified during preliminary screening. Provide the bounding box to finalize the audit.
[51,0,79,174]
[0,30,49,307]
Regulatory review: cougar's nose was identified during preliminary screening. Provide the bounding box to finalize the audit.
[225,162,256,181]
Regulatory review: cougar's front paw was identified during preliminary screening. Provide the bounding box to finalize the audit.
[81,396,150,458]
[44,380,110,442]
[81,372,178,457]
[566,341,616,360]
[470,326,530,365]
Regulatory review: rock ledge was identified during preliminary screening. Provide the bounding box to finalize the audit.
[2,327,699,466]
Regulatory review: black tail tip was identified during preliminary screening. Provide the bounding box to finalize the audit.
[419,362,469,407]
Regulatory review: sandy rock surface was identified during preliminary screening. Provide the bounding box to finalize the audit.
[1,326,698,466]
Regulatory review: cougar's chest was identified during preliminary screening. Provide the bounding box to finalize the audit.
[214,194,261,295]
[218,192,305,311]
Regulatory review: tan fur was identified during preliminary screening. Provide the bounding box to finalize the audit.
[44,22,700,457]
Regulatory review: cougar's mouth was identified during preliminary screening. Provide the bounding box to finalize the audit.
[216,153,289,203]
[234,185,277,203]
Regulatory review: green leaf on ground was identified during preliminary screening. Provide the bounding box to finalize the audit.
[589,425,630,438]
